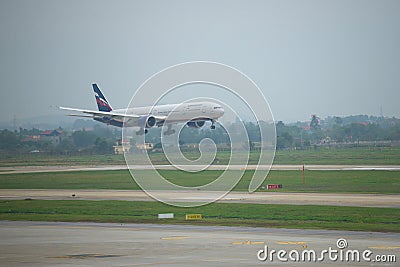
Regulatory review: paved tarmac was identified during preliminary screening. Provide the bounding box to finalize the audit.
[0,221,398,267]
[1,189,399,208]
[1,165,399,266]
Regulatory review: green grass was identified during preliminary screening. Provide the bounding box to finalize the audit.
[1,199,399,232]
[1,147,400,167]
[0,169,399,194]
[0,154,126,167]
[1,147,397,234]
[274,147,400,165]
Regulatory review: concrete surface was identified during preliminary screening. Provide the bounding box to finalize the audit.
[0,221,398,266]
[1,189,399,208]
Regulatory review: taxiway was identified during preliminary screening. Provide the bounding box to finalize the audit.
[0,221,398,267]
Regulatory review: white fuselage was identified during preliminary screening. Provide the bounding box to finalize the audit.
[60,84,224,131]
[112,101,224,127]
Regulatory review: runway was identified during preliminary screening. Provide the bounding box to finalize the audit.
[1,189,399,208]
[0,221,398,266]
[1,164,400,174]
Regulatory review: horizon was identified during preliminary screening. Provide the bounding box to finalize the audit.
[1,112,398,131]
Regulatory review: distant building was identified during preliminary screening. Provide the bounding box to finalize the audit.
[136,143,153,150]
[113,139,131,154]
[40,130,63,144]
[22,135,41,142]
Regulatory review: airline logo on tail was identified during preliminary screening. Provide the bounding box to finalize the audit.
[93,84,112,112]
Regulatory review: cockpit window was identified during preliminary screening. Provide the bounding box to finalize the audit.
[214,106,222,109]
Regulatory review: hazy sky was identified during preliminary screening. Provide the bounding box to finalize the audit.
[1,0,399,124]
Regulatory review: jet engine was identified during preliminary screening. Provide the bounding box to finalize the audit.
[139,115,156,128]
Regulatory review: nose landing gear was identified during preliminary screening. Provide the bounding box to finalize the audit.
[211,120,216,129]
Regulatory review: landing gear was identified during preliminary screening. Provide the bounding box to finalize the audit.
[211,120,216,130]
[163,124,176,135]
[136,128,148,135]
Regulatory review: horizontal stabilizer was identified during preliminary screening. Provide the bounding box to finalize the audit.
[66,114,94,118]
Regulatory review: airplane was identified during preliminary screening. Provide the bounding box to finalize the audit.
[60,84,224,135]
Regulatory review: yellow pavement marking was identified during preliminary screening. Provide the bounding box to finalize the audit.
[231,240,265,245]
[277,241,307,249]
[161,236,190,240]
[368,246,400,250]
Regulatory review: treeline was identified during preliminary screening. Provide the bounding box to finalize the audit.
[143,115,400,150]
[276,115,400,149]
[1,115,400,155]
[0,125,120,155]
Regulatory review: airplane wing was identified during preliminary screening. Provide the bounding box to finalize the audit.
[59,84,169,129]
[59,106,167,121]
[59,107,140,120]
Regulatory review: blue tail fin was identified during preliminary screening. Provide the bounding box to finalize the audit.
[93,84,112,112]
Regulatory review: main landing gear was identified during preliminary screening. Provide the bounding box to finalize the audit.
[136,128,148,135]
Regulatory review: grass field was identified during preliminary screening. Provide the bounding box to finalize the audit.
[1,147,398,232]
[0,169,399,194]
[1,199,399,232]
[1,147,400,167]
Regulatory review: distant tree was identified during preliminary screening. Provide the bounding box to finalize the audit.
[72,119,98,130]
[71,130,97,147]
[310,115,320,130]
[144,127,162,144]
[93,125,115,139]
[276,121,285,128]
[0,129,19,150]
[276,131,293,149]
[18,127,41,136]
[249,140,255,151]
[153,142,162,149]
[334,116,343,125]
[245,122,261,142]
[93,137,114,154]
[55,138,75,153]
[387,124,400,140]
